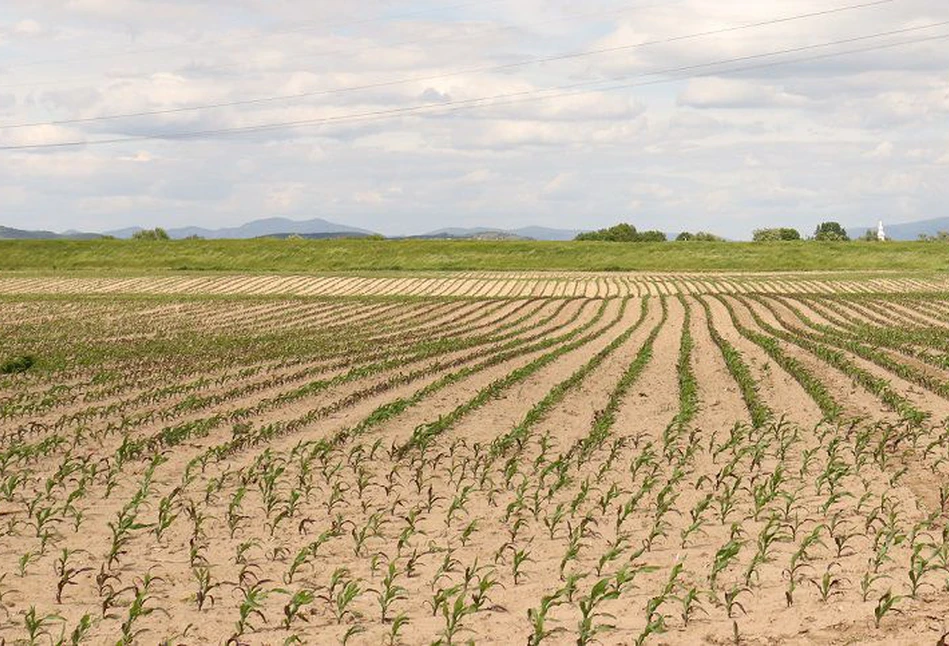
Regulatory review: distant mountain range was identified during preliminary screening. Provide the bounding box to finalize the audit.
[6,216,948,242]
[413,226,584,241]
[847,217,949,241]
[105,217,376,240]
[1,218,586,241]
[0,225,102,240]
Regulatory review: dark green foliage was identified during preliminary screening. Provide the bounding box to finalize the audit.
[753,228,801,242]
[917,231,949,242]
[131,228,170,241]
[813,222,849,242]
[677,231,724,241]
[576,223,666,242]
[1,355,35,374]
[576,223,640,242]
[637,230,668,242]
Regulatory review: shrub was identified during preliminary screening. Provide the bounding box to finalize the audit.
[1,355,35,375]
[678,231,724,242]
[637,230,668,242]
[131,228,170,241]
[813,222,849,241]
[576,223,639,242]
[752,228,801,242]
[576,224,666,242]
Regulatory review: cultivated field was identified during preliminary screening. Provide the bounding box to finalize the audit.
[2,271,949,645]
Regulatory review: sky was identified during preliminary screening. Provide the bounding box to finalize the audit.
[0,0,947,239]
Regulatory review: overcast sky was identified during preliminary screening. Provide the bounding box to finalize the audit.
[1,0,947,238]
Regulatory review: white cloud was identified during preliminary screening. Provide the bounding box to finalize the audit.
[0,0,947,238]
[677,78,808,109]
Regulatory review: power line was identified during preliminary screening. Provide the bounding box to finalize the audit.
[0,0,673,91]
[0,0,901,130]
[3,0,507,69]
[1,30,944,151]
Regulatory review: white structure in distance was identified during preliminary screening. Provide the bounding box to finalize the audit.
[877,221,886,242]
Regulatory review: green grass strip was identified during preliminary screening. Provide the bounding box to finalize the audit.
[397,298,632,455]
[696,296,771,427]
[574,296,669,458]
[712,295,840,420]
[490,297,651,456]
[752,295,949,402]
[735,295,927,425]
[673,294,699,430]
[217,298,618,457]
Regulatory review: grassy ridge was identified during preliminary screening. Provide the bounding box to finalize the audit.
[2,238,949,273]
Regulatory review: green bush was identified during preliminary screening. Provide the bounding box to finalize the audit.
[677,231,724,241]
[576,223,666,242]
[576,223,639,242]
[752,228,801,242]
[131,228,170,241]
[1,355,35,374]
[813,222,849,241]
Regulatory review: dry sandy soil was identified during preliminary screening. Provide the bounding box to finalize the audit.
[1,272,949,645]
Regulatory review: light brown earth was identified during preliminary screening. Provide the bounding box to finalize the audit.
[1,272,949,646]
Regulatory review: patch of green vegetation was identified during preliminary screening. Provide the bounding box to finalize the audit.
[2,238,949,273]
[0,355,35,374]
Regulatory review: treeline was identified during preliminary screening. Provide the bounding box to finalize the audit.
[575,224,726,242]
[575,223,667,242]
[576,221,885,242]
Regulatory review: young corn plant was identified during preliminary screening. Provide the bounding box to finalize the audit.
[193,566,223,611]
[576,577,620,646]
[278,588,315,630]
[22,607,63,646]
[117,573,165,646]
[811,563,847,603]
[873,590,902,629]
[54,548,92,604]
[372,561,408,623]
[709,539,744,591]
[232,581,271,641]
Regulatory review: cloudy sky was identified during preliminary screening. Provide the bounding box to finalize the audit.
[1,0,947,238]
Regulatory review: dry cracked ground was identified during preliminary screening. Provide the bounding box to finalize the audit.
[1,271,949,645]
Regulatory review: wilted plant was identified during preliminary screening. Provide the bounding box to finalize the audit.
[54,548,92,604]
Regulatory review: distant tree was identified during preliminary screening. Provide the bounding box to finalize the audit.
[637,230,667,242]
[753,228,801,242]
[918,231,949,242]
[575,223,668,242]
[575,223,639,242]
[813,222,849,241]
[183,234,204,240]
[695,231,724,241]
[677,231,723,241]
[860,229,880,242]
[131,227,170,241]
